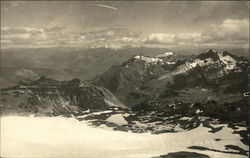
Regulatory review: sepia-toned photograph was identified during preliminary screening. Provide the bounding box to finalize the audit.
[0,1,249,158]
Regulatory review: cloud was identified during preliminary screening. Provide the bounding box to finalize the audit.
[1,27,54,47]
[143,33,201,45]
[44,27,65,33]
[1,27,47,47]
[0,26,142,48]
[176,33,201,41]
[1,27,43,35]
[1,1,26,11]
[121,37,138,42]
[143,33,176,45]
[82,27,141,47]
[143,18,249,47]
[86,27,140,39]
[200,18,249,43]
[1,18,248,48]
[1,26,87,47]
[1,39,13,44]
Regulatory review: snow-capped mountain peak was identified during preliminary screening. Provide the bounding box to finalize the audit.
[218,52,237,70]
[174,50,242,75]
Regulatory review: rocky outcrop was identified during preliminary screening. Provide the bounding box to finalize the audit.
[153,151,210,158]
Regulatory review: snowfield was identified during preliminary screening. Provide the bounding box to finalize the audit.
[1,116,248,158]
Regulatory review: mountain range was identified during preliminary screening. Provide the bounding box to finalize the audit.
[93,49,248,107]
[0,49,248,122]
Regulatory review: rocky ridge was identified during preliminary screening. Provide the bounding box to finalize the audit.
[0,77,127,116]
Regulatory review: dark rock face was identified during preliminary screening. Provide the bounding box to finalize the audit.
[197,49,220,61]
[133,98,249,123]
[0,77,127,115]
[153,151,210,158]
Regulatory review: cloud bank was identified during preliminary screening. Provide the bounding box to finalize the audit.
[143,18,249,47]
[1,18,249,48]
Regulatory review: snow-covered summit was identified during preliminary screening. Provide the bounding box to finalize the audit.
[174,49,241,75]
[218,52,237,70]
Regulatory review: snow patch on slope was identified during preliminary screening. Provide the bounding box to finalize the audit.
[218,53,237,70]
[174,52,239,75]
[174,58,215,75]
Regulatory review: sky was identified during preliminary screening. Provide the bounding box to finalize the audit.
[1,1,249,49]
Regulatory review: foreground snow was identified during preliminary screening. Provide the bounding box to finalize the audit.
[1,116,248,158]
